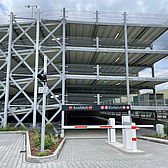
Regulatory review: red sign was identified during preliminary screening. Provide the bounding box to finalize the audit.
[69,106,72,110]
[131,126,136,129]
[101,106,104,109]
[105,106,108,109]
[126,106,130,110]
[89,106,92,110]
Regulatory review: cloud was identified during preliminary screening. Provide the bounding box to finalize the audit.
[156,82,168,91]
[155,69,168,77]
[1,0,168,13]
[0,1,8,14]
[139,68,152,77]
[139,66,168,91]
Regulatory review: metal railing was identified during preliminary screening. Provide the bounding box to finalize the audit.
[1,9,168,26]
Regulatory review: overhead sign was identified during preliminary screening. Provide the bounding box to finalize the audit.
[62,105,130,111]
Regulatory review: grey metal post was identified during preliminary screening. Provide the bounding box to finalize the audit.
[61,8,66,137]
[41,54,47,152]
[124,12,131,117]
[96,10,99,24]
[97,94,100,105]
[33,9,40,128]
[152,65,157,106]
[3,12,13,127]
[96,37,99,50]
[151,65,158,124]
[138,91,140,106]
[96,65,100,80]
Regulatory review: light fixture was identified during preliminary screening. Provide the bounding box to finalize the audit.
[25,5,40,8]
[115,57,120,62]
[115,32,119,39]
[52,38,61,41]
[116,82,120,85]
[51,95,59,98]
[25,5,40,18]
[25,5,30,8]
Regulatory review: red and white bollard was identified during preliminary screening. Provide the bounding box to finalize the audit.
[131,123,137,152]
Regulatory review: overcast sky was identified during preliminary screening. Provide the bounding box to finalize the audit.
[1,0,168,14]
[0,0,168,92]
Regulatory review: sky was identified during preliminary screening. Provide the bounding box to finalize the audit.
[1,0,168,14]
[0,0,168,92]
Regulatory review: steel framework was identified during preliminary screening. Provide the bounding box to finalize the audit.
[0,9,168,135]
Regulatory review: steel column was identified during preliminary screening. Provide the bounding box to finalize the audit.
[3,12,13,127]
[61,8,66,137]
[124,12,131,117]
[97,94,100,105]
[152,65,157,106]
[33,9,40,128]
[152,65,158,124]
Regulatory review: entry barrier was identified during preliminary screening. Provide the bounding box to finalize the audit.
[62,117,153,152]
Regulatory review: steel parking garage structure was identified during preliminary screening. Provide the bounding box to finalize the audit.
[0,8,168,135]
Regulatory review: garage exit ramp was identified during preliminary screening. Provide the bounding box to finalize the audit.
[62,116,153,153]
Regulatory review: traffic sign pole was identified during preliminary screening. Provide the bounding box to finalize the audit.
[41,54,47,152]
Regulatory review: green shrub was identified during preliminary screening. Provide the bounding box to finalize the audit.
[50,133,58,144]
[44,136,54,149]
[34,132,41,147]
[34,132,58,150]
[45,123,54,134]
[38,151,46,157]
[28,128,36,133]
[18,126,27,131]
[144,134,161,138]
[0,124,27,132]
[0,124,17,131]
[58,132,61,138]
[164,122,168,137]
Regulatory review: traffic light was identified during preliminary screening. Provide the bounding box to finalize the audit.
[37,74,47,83]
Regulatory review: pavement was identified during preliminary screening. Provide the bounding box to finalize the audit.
[0,133,168,168]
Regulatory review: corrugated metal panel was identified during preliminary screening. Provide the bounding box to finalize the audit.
[67,51,167,67]
[67,23,167,45]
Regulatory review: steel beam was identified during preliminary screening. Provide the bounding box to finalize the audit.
[66,46,168,55]
[3,46,168,56]
[64,74,168,82]
[66,20,168,28]
[3,12,13,127]
[131,106,168,111]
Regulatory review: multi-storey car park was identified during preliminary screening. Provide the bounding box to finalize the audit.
[0,8,168,135]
